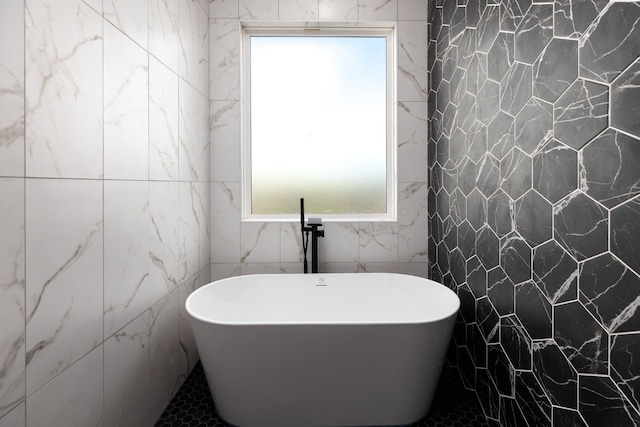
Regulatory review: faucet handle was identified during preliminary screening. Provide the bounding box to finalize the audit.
[307,217,323,226]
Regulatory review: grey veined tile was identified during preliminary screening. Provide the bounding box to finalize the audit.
[611,58,640,139]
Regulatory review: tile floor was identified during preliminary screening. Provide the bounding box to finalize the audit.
[155,361,491,427]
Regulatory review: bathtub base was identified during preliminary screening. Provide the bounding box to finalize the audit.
[191,321,455,427]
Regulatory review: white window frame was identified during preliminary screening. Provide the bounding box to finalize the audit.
[241,21,397,222]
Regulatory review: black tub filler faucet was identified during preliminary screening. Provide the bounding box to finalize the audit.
[300,198,324,274]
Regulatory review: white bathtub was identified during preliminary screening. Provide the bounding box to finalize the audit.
[186,273,460,427]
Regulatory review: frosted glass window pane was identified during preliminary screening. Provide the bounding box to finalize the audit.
[250,36,388,215]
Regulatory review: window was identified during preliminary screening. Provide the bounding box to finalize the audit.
[242,23,396,221]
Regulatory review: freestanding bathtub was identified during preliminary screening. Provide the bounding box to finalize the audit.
[186,273,460,427]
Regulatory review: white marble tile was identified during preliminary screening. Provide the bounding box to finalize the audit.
[25,0,103,179]
[318,222,359,263]
[240,0,278,19]
[241,222,281,263]
[149,0,179,73]
[0,403,25,427]
[359,222,398,263]
[104,0,148,49]
[210,100,241,181]
[241,263,281,275]
[179,82,209,182]
[0,0,24,178]
[104,181,150,338]
[279,0,318,20]
[149,181,180,305]
[398,182,428,262]
[179,279,198,372]
[358,262,399,273]
[399,262,428,278]
[104,23,149,180]
[398,101,428,182]
[319,0,357,20]
[319,262,359,273]
[149,291,185,423]
[149,57,179,181]
[398,20,428,101]
[211,182,241,263]
[104,312,150,427]
[83,0,101,14]
[358,0,397,20]
[210,263,241,281]
[398,0,427,21]
[198,3,210,97]
[280,223,304,264]
[197,182,210,270]
[210,19,240,100]
[280,263,305,274]
[25,179,103,396]
[179,183,201,283]
[210,0,239,18]
[179,0,200,88]
[25,346,103,427]
[0,179,25,418]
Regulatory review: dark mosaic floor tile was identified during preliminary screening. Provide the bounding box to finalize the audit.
[487,32,514,82]
[532,340,578,409]
[500,232,532,285]
[488,343,515,396]
[554,301,609,374]
[467,256,487,298]
[515,97,552,156]
[611,332,640,413]
[579,375,640,427]
[499,62,532,116]
[515,371,551,427]
[553,0,607,39]
[611,197,640,276]
[514,189,552,247]
[487,190,513,238]
[532,139,577,204]
[515,281,552,340]
[487,266,514,316]
[532,240,577,304]
[514,4,552,65]
[155,360,492,427]
[476,225,500,270]
[532,38,578,103]
[500,315,532,370]
[580,129,640,209]
[477,5,500,53]
[553,79,608,150]
[611,58,640,139]
[579,253,640,333]
[553,191,608,262]
[500,147,531,201]
[579,2,640,84]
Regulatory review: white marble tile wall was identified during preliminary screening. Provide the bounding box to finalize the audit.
[0,0,210,426]
[209,0,429,278]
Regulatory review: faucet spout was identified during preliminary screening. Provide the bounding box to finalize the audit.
[300,198,325,274]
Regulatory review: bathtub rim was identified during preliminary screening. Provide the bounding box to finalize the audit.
[186,272,460,327]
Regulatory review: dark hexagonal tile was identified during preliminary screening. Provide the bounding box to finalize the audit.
[553,0,607,39]
[581,129,640,208]
[488,266,515,316]
[611,58,640,139]
[580,253,640,333]
[467,188,488,230]
[500,147,532,201]
[515,371,552,427]
[477,296,500,343]
[579,2,640,84]
[467,52,488,96]
[579,376,640,426]
[477,5,500,53]
[501,232,532,284]
[533,139,578,204]
[514,4,553,65]
[477,368,500,420]
[436,188,450,220]
[457,27,476,70]
[500,63,532,116]
[516,280,552,339]
[553,408,588,427]
[458,156,477,196]
[443,45,458,83]
[515,97,552,155]
[488,110,515,160]
[477,153,501,198]
[467,255,487,298]
[501,315,532,370]
[477,225,500,270]
[458,92,478,134]
[467,322,488,369]
[450,248,467,286]
[487,32,514,82]
[477,79,500,125]
[467,120,488,163]
[442,159,458,195]
[611,197,640,276]
[554,79,608,150]
[443,215,459,251]
[532,38,579,103]
[488,343,515,397]
[449,127,467,166]
[514,190,552,247]
[500,0,532,32]
[554,191,608,261]
[500,395,529,427]
[611,333,640,414]
[450,188,467,224]
[466,1,483,29]
[554,301,608,374]
[450,67,467,106]
[533,340,578,409]
[488,189,513,238]
[442,103,458,137]
[533,240,578,304]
